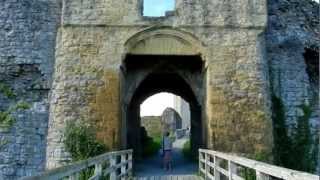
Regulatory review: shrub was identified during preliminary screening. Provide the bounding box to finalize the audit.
[291,104,317,172]
[64,121,107,161]
[182,140,197,162]
[142,136,161,157]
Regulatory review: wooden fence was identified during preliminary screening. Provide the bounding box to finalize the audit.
[21,149,133,180]
[199,149,319,180]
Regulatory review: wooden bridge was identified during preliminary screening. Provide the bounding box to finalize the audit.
[21,149,319,180]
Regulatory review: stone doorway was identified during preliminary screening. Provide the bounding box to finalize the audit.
[121,55,207,158]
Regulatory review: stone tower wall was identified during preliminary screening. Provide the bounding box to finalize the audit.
[0,0,60,179]
[267,0,319,128]
[173,96,190,129]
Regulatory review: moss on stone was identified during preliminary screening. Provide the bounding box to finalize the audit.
[0,101,30,129]
[14,101,31,110]
[0,139,9,150]
[0,82,16,99]
[0,111,15,128]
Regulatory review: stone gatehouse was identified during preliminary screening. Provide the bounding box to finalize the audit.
[0,0,318,179]
[46,0,273,169]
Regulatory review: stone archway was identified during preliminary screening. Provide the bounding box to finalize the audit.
[122,55,205,158]
[121,28,207,158]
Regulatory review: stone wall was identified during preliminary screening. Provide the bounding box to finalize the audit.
[0,0,60,179]
[266,0,319,171]
[174,96,190,129]
[161,108,183,133]
[206,30,273,157]
[141,116,162,138]
[267,0,319,128]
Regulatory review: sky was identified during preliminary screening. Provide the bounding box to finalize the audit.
[140,93,174,116]
[143,0,175,17]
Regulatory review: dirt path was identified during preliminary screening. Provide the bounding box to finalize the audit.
[134,137,198,177]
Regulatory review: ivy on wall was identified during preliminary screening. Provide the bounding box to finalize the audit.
[272,95,318,173]
[0,83,16,99]
[291,104,318,172]
[0,82,30,128]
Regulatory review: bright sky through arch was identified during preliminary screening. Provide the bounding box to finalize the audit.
[143,0,175,17]
[140,93,174,116]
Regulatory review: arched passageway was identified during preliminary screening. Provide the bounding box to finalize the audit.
[121,55,207,159]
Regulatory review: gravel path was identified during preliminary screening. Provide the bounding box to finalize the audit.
[134,137,198,177]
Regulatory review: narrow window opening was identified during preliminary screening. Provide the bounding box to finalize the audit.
[303,47,319,85]
[143,0,175,17]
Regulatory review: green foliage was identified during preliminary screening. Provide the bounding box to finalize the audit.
[182,140,191,159]
[64,121,108,162]
[0,101,30,128]
[272,95,293,167]
[142,135,161,157]
[0,139,9,150]
[0,111,15,127]
[0,83,16,99]
[291,104,317,172]
[182,140,197,162]
[0,82,30,129]
[252,151,270,162]
[14,101,31,110]
[239,168,256,180]
[271,95,318,173]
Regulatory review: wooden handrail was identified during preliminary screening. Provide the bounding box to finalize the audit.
[199,149,319,180]
[21,149,133,180]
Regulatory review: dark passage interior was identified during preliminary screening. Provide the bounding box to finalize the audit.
[303,47,319,86]
[121,55,206,159]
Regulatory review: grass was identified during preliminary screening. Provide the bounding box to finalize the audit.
[142,135,161,157]
[182,140,197,162]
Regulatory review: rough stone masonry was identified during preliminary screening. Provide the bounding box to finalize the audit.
[0,0,318,179]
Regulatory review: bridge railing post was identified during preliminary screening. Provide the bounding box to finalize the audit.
[214,155,221,180]
[93,163,102,179]
[198,150,201,176]
[205,152,208,180]
[120,154,126,180]
[228,160,237,180]
[110,154,117,180]
[128,152,133,177]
